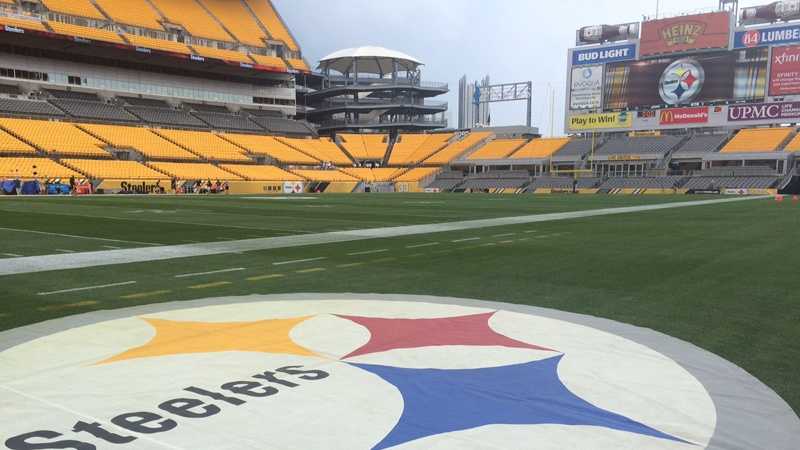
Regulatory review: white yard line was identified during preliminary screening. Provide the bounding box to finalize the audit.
[55,249,75,253]
[0,196,769,276]
[492,233,517,237]
[1,253,22,257]
[37,281,137,296]
[406,242,440,249]
[174,268,246,278]
[0,226,159,246]
[347,249,389,256]
[273,257,327,266]
[451,237,480,243]
[102,245,121,250]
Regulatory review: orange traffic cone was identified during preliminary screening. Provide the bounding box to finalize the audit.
[776,195,785,203]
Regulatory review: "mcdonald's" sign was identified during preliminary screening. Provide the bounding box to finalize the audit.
[659,107,709,125]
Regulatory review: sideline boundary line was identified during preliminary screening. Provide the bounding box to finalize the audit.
[0,196,768,276]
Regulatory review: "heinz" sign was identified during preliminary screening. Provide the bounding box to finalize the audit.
[727,102,800,122]
[571,43,637,66]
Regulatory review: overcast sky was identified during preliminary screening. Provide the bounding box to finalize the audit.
[273,0,766,134]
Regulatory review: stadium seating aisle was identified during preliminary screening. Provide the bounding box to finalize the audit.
[0,157,80,179]
[424,132,492,164]
[721,128,793,153]
[0,119,109,157]
[291,169,358,182]
[46,21,125,44]
[92,0,163,30]
[510,138,571,159]
[41,0,106,20]
[276,137,351,165]
[467,138,527,160]
[782,133,800,152]
[219,164,303,181]
[200,0,267,47]
[148,162,243,181]
[339,134,388,160]
[222,133,319,164]
[244,0,299,51]
[0,129,36,154]
[79,124,200,161]
[339,168,407,182]
[154,129,251,162]
[389,133,453,165]
[62,159,167,180]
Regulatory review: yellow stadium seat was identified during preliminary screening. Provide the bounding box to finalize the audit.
[0,129,36,155]
[221,134,319,164]
[154,129,250,162]
[291,169,357,182]
[782,133,800,152]
[218,164,303,181]
[148,162,242,180]
[721,128,793,153]
[249,54,287,69]
[42,0,105,20]
[276,137,351,165]
[125,34,192,54]
[200,0,266,47]
[149,0,232,43]
[393,167,440,182]
[339,168,406,182]
[389,133,453,165]
[467,139,527,160]
[48,22,124,44]
[0,15,47,32]
[244,0,298,51]
[509,137,571,159]
[0,157,81,179]
[339,134,388,160]
[424,132,492,165]
[78,124,200,161]
[191,45,252,63]
[0,118,108,157]
[286,58,309,71]
[93,0,163,30]
[61,159,167,179]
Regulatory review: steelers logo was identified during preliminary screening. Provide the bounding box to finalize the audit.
[659,58,705,105]
[0,294,797,449]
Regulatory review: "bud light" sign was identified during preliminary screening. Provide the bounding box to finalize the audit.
[733,24,800,49]
[571,43,637,66]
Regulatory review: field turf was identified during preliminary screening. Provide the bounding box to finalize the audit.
[0,193,797,413]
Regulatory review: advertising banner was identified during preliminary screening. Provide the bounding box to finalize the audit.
[604,49,768,110]
[659,107,710,125]
[570,65,603,110]
[571,43,637,66]
[568,112,632,130]
[727,101,800,122]
[733,24,800,49]
[640,12,731,57]
[769,45,800,96]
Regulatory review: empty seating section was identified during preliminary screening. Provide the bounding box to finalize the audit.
[42,0,105,19]
[249,117,312,135]
[126,106,207,128]
[155,129,249,161]
[0,157,79,178]
[0,15,47,31]
[124,34,192,54]
[339,134,388,160]
[45,89,99,101]
[150,0,231,42]
[120,97,170,108]
[425,132,491,164]
[683,176,779,190]
[0,119,108,157]
[93,0,163,30]
[148,162,242,180]
[462,170,530,190]
[47,22,124,44]
[721,128,792,153]
[551,138,596,159]
[200,0,266,46]
[193,112,261,131]
[79,124,199,160]
[50,100,139,122]
[220,164,301,181]
[598,176,686,190]
[286,59,310,71]
[62,159,166,179]
[393,167,440,182]
[389,133,453,165]
[674,134,729,155]
[0,84,21,95]
[191,45,252,63]
[291,169,357,182]
[426,170,465,190]
[596,135,682,156]
[340,168,406,182]
[0,98,64,117]
[528,176,574,190]
[781,133,800,152]
[221,134,318,164]
[0,128,35,154]
[467,139,527,160]
[276,137,351,164]
[244,0,298,51]
[249,54,287,69]
[510,138,570,159]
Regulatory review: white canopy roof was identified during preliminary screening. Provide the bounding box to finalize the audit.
[318,46,423,75]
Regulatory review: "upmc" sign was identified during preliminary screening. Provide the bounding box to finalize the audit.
[571,43,637,66]
[727,102,800,122]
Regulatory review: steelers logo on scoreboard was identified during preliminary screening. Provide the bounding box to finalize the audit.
[659,58,705,105]
[0,295,796,449]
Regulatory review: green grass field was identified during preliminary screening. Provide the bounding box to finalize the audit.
[0,193,798,413]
